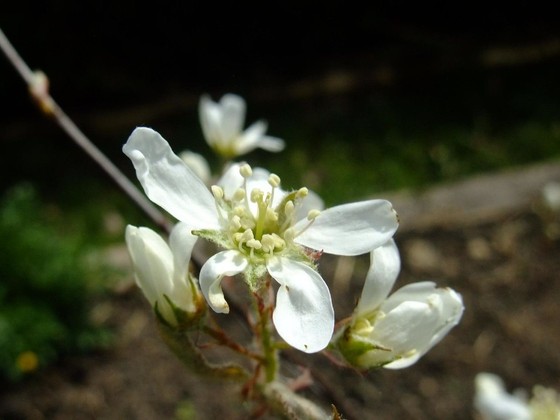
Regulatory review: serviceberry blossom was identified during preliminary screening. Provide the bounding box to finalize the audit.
[125,223,203,327]
[335,239,464,368]
[474,373,531,420]
[199,94,285,158]
[123,127,399,353]
[475,372,560,420]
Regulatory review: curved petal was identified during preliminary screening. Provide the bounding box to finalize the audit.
[267,257,334,353]
[199,250,248,313]
[199,95,222,148]
[125,225,174,321]
[235,120,268,155]
[178,150,212,185]
[428,287,464,348]
[123,127,220,229]
[355,239,401,316]
[293,199,399,256]
[218,94,246,141]
[378,282,463,369]
[258,135,286,152]
[169,222,199,281]
[475,373,531,420]
[369,300,440,369]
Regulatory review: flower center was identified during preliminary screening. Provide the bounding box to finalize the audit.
[209,164,320,261]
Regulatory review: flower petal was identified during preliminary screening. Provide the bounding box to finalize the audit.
[258,135,286,152]
[294,199,399,256]
[199,250,248,313]
[178,150,212,185]
[123,127,219,229]
[125,225,175,321]
[267,257,334,353]
[169,222,198,281]
[427,287,464,348]
[218,94,246,141]
[370,300,440,369]
[377,282,464,369]
[474,373,531,420]
[199,95,222,148]
[235,120,268,155]
[355,239,401,316]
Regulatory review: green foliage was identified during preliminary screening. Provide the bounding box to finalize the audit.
[0,184,110,382]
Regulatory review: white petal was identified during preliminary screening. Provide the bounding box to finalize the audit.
[125,225,175,322]
[427,287,464,348]
[294,199,399,256]
[218,94,246,141]
[123,127,219,229]
[199,250,248,313]
[169,222,198,281]
[235,120,268,155]
[378,282,464,369]
[258,135,285,152]
[355,239,401,316]
[217,162,245,198]
[374,300,440,369]
[267,257,334,353]
[199,95,222,148]
[475,373,531,420]
[178,150,212,185]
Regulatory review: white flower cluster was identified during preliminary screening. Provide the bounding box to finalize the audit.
[123,94,464,366]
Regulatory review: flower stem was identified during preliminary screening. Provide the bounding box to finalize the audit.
[252,283,278,383]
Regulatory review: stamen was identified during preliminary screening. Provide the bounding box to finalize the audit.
[268,173,281,188]
[211,185,224,199]
[307,209,321,221]
[293,210,321,238]
[296,187,308,199]
[239,164,253,178]
[233,188,245,202]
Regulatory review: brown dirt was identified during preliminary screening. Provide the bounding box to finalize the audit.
[2,165,560,420]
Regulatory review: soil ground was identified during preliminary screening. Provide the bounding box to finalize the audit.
[1,162,560,420]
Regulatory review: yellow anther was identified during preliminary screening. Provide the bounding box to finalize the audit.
[284,200,295,217]
[268,173,281,188]
[230,215,242,230]
[261,234,275,252]
[240,229,254,242]
[296,187,308,199]
[233,188,246,202]
[239,163,253,178]
[246,239,262,249]
[211,185,224,199]
[307,209,321,221]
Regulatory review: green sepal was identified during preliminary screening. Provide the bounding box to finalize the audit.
[192,229,230,249]
[334,326,393,369]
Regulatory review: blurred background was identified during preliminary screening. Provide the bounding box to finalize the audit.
[1,5,560,419]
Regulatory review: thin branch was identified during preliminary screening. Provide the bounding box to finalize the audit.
[0,26,171,234]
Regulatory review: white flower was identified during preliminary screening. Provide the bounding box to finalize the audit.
[123,127,399,353]
[125,222,203,326]
[474,373,531,420]
[199,93,285,158]
[179,150,212,185]
[336,239,464,368]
